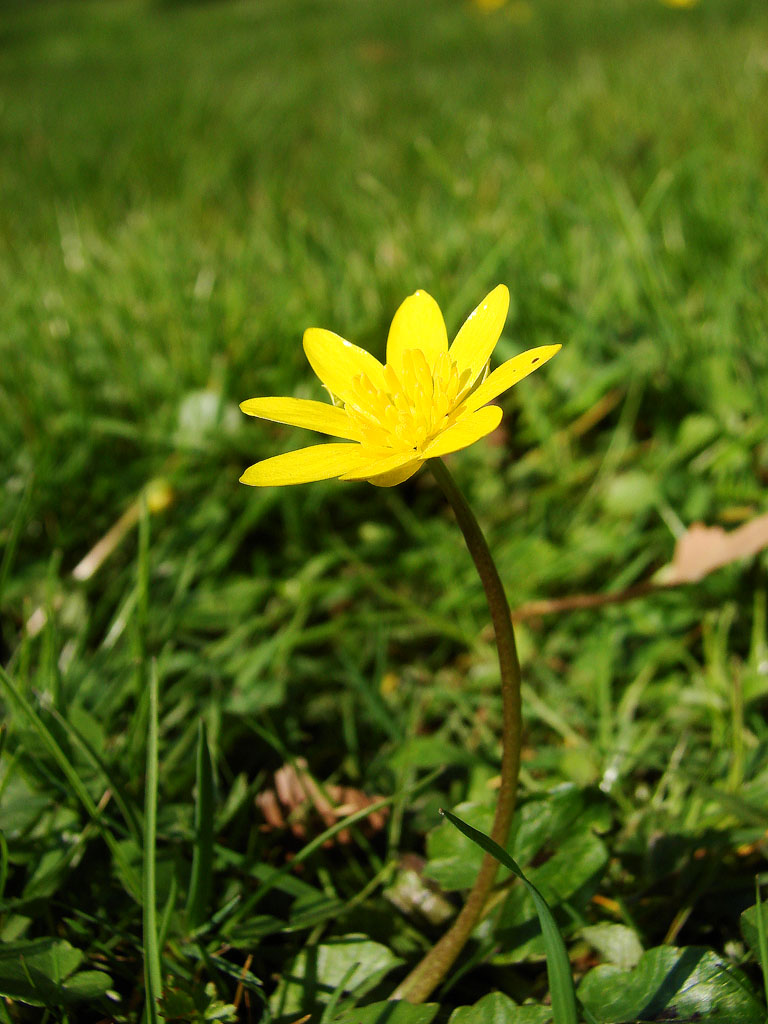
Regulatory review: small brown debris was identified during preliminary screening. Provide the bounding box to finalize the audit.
[255,758,388,846]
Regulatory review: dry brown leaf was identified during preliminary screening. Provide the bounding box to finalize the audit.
[659,512,768,585]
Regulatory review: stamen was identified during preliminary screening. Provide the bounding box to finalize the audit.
[342,348,471,455]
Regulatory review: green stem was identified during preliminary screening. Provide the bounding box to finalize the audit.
[390,458,523,1003]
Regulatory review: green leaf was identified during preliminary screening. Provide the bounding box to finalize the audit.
[270,935,403,1019]
[441,809,578,1024]
[388,736,475,772]
[740,891,768,1010]
[55,970,115,1002]
[0,773,49,836]
[333,1000,439,1024]
[448,991,551,1023]
[580,924,643,971]
[741,901,766,964]
[0,938,112,1007]
[509,787,611,867]
[578,945,765,1023]
[756,883,768,1011]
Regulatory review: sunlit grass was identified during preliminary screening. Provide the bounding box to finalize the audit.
[1,0,768,1019]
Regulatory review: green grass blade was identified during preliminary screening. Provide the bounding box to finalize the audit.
[137,493,150,655]
[440,808,579,1024]
[128,495,152,771]
[142,661,163,1024]
[0,665,141,899]
[0,829,8,901]
[319,961,361,1023]
[185,720,215,929]
[48,704,142,841]
[0,474,32,610]
[158,873,178,955]
[754,880,768,1013]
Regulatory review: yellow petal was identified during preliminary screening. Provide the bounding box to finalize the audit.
[240,397,360,441]
[239,443,368,487]
[461,345,561,414]
[386,290,448,373]
[422,405,503,459]
[339,449,422,482]
[368,461,422,488]
[303,329,386,405]
[448,285,510,387]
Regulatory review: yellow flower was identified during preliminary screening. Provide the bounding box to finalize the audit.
[240,286,560,488]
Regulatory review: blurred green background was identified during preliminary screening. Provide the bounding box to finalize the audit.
[2,0,768,1019]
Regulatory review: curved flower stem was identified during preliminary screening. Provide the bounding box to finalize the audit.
[390,458,523,1004]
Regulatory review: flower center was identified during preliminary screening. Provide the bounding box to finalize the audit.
[344,349,472,452]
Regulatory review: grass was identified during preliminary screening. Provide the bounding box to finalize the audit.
[2,0,768,1019]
